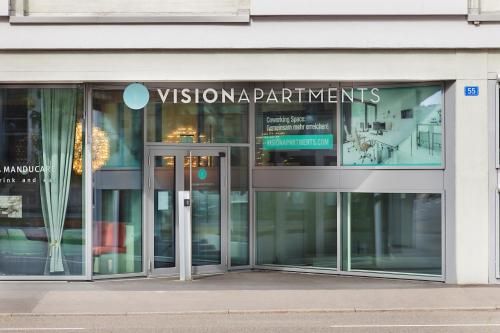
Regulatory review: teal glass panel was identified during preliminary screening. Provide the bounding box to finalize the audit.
[230,147,249,266]
[342,192,442,276]
[0,87,85,276]
[256,192,337,268]
[341,85,443,166]
[92,90,143,275]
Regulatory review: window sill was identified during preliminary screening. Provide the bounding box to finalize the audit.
[468,11,500,23]
[9,12,250,24]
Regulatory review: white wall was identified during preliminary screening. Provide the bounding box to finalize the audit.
[480,0,500,12]
[251,0,467,16]
[0,0,8,16]
[4,17,500,49]
[0,51,457,82]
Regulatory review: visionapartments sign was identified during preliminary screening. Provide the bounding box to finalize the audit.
[122,83,380,110]
[156,87,381,104]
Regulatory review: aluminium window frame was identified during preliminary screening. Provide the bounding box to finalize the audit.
[251,80,453,282]
[489,74,500,282]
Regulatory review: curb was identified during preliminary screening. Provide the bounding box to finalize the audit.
[1,306,499,317]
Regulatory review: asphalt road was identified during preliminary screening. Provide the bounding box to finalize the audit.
[2,310,500,332]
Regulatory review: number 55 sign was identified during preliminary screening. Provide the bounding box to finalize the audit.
[464,86,479,96]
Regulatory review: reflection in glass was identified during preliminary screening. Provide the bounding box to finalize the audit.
[185,156,221,266]
[341,85,443,166]
[0,87,85,276]
[92,90,143,275]
[146,91,248,144]
[342,192,442,276]
[256,192,337,268]
[154,156,176,268]
[230,147,249,266]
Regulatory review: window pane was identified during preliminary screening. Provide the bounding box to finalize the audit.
[0,87,85,276]
[185,155,222,266]
[256,192,337,268]
[255,93,337,166]
[230,147,249,266]
[146,90,248,143]
[342,192,442,276]
[341,85,443,166]
[92,90,143,275]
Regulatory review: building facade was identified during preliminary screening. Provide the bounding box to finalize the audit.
[0,0,499,284]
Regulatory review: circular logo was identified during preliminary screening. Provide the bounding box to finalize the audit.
[198,168,207,181]
[123,83,149,110]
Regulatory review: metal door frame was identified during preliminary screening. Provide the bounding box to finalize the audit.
[145,145,229,277]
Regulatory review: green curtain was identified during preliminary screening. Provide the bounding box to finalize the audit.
[40,89,77,273]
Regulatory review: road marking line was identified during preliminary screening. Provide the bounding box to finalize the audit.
[330,323,500,328]
[0,329,85,331]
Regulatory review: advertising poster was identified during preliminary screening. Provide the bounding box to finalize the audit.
[262,111,334,151]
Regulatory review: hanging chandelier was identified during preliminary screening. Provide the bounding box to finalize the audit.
[72,122,110,175]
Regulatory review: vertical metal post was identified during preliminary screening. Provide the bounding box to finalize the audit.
[179,151,193,281]
[179,190,192,281]
[84,85,93,280]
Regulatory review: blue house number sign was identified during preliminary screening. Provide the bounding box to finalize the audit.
[464,86,479,96]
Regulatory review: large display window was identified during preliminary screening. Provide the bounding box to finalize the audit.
[256,191,337,269]
[342,192,442,276]
[341,85,443,167]
[253,84,444,168]
[0,87,85,277]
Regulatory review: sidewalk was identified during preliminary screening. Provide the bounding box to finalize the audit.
[0,271,499,316]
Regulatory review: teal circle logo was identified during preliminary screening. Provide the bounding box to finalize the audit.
[198,168,207,180]
[123,83,149,110]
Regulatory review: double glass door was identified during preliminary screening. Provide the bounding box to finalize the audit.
[146,147,228,276]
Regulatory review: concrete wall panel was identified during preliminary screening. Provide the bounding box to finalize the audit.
[252,0,467,16]
[0,51,457,82]
[0,0,8,16]
[3,18,500,49]
[454,52,490,283]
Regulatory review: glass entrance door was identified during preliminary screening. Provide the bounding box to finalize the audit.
[146,147,228,276]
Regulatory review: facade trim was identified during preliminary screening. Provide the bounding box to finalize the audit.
[9,12,251,24]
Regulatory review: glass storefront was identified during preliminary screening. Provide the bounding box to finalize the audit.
[0,82,446,281]
[342,192,442,276]
[0,87,85,276]
[256,192,337,269]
